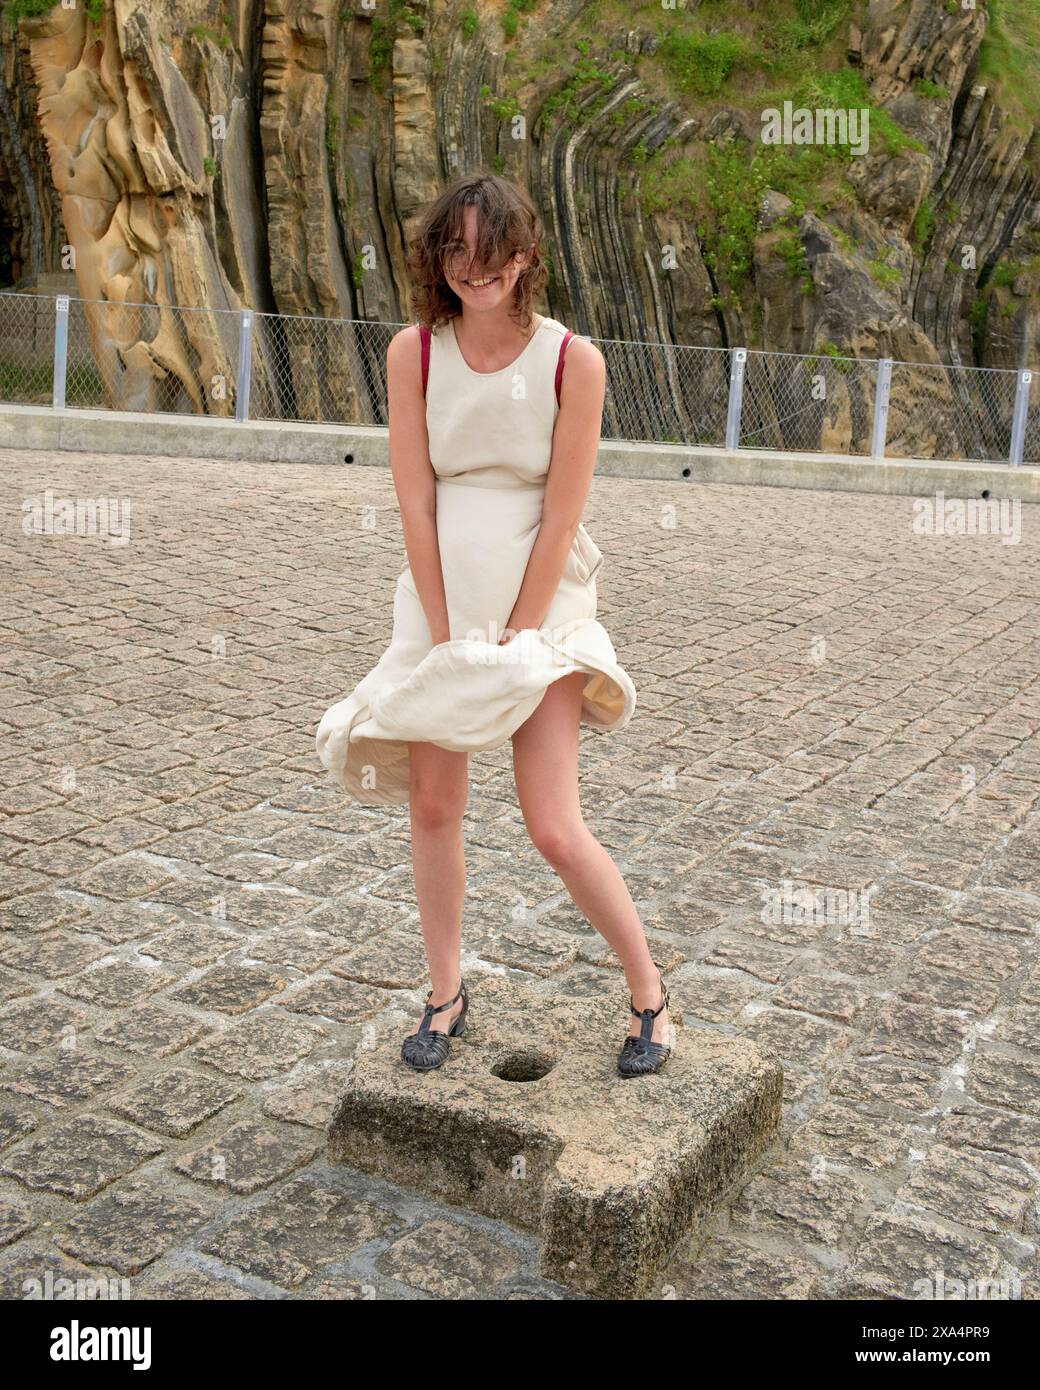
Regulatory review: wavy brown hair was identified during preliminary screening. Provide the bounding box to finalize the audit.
[405,171,550,334]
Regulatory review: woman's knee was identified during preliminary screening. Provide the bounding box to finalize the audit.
[526,819,588,868]
[408,747,468,831]
[410,789,466,832]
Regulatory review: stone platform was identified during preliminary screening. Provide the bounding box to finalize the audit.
[327,975,783,1299]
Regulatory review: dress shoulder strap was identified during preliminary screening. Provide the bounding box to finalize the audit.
[419,323,431,397]
[555,329,574,406]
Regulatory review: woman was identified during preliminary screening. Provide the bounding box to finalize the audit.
[315,171,672,1077]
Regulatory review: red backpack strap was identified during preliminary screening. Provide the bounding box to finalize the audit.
[419,323,431,398]
[555,330,574,405]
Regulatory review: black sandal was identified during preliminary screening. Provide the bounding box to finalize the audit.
[401,977,468,1070]
[618,967,671,1077]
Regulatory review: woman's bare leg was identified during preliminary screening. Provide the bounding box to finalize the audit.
[404,740,470,1035]
[511,672,669,1044]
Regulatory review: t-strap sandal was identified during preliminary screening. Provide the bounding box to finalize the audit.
[401,977,468,1070]
[618,967,671,1077]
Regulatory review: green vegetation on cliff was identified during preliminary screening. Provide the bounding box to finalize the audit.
[978,0,1040,129]
[506,1,930,309]
[4,0,57,19]
[187,17,233,51]
[642,2,928,305]
[655,0,853,94]
[370,0,425,94]
[658,28,751,98]
[4,0,105,18]
[502,0,539,42]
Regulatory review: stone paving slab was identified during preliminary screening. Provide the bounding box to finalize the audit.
[1,447,1039,1300]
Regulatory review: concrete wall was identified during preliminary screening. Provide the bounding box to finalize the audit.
[2,402,1039,501]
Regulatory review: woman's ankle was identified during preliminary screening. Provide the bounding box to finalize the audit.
[429,976,462,1008]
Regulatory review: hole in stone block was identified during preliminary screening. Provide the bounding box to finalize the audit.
[490,1049,556,1082]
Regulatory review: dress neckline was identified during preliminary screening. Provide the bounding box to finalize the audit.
[448,315,548,376]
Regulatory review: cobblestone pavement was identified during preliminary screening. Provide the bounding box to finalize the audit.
[1,447,1039,1301]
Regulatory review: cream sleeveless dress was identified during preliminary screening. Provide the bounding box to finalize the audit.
[315,314,636,805]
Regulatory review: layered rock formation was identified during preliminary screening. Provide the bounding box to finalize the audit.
[0,0,1037,456]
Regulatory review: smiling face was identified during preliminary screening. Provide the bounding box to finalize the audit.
[441,204,533,313]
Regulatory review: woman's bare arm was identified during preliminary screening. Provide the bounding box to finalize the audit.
[386,326,452,646]
[504,336,607,635]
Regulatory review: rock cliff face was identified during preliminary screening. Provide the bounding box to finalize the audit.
[1,0,1037,449]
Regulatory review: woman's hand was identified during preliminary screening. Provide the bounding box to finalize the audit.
[499,616,539,645]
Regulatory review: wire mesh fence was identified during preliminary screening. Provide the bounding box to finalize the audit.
[1,289,1036,466]
[740,349,878,455]
[597,338,731,446]
[1025,391,1040,467]
[0,291,56,405]
[885,360,1024,465]
[65,298,243,416]
[249,312,395,426]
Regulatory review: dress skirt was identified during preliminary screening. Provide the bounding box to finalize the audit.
[315,477,636,806]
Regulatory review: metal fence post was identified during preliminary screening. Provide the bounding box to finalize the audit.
[53,295,69,410]
[871,358,893,462]
[236,309,253,423]
[725,347,746,451]
[1009,368,1032,467]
